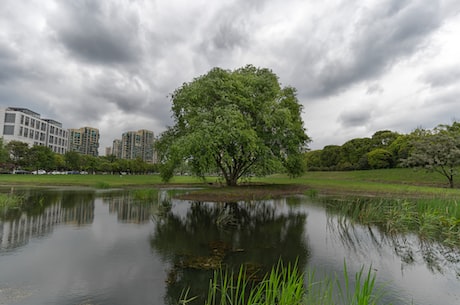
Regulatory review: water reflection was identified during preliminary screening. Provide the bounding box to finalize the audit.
[326,210,460,278]
[0,189,95,251]
[0,188,459,305]
[150,197,309,304]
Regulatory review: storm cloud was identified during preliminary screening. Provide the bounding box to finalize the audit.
[1,0,460,152]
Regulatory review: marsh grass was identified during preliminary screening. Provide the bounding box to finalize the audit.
[324,197,460,247]
[0,193,23,215]
[189,261,386,305]
[131,189,159,201]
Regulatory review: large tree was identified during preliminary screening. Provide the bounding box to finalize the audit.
[156,65,310,186]
[403,123,460,188]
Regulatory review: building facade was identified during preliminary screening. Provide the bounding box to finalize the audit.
[0,107,68,154]
[115,129,155,163]
[68,127,100,156]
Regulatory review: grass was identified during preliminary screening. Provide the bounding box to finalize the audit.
[324,197,460,247]
[183,261,388,305]
[0,193,23,215]
[1,168,459,199]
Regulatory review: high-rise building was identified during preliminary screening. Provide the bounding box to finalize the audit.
[68,127,100,156]
[112,139,122,159]
[0,107,68,154]
[119,129,155,163]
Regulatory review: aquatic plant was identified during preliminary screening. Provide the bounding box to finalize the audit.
[179,260,387,305]
[324,197,460,248]
[0,193,23,216]
[132,188,159,201]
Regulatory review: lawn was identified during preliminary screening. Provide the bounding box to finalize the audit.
[1,168,459,199]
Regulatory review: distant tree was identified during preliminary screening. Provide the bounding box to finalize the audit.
[305,150,322,170]
[367,148,393,169]
[54,154,66,170]
[371,130,399,148]
[0,138,9,165]
[64,151,81,170]
[6,140,29,169]
[388,134,414,166]
[156,65,310,186]
[403,123,460,188]
[320,145,342,169]
[27,145,56,171]
[340,137,372,169]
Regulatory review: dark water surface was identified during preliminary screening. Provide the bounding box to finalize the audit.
[0,188,459,305]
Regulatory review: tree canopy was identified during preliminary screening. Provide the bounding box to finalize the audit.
[403,122,460,188]
[156,65,310,186]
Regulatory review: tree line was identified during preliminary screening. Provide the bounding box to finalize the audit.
[0,140,157,174]
[305,122,460,187]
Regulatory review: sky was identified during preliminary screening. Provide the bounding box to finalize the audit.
[1,0,460,155]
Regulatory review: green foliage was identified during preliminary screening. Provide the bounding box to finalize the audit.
[0,138,9,165]
[27,145,56,171]
[64,151,81,170]
[403,122,460,188]
[0,193,23,217]
[156,65,310,185]
[324,197,460,247]
[182,261,386,305]
[367,148,393,169]
[6,140,29,168]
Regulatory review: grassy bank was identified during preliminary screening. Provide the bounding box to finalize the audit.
[1,168,459,199]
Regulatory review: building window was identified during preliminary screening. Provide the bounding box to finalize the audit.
[19,127,23,136]
[3,125,14,135]
[25,117,29,126]
[20,115,24,124]
[35,131,39,140]
[4,113,16,123]
[24,128,28,137]
[29,130,33,138]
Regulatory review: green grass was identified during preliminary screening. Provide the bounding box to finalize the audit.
[0,193,23,215]
[324,197,460,247]
[183,261,388,305]
[1,168,460,198]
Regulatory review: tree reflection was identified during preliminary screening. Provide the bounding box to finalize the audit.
[150,199,310,305]
[326,215,460,278]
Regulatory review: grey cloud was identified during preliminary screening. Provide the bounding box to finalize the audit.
[212,21,248,51]
[0,44,31,83]
[50,1,142,65]
[366,83,384,95]
[421,65,460,88]
[88,72,149,112]
[294,0,444,98]
[338,109,372,128]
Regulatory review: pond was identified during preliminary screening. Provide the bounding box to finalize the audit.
[0,187,459,305]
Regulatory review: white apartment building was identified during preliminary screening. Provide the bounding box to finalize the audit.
[0,107,68,154]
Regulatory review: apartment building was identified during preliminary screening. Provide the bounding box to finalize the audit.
[113,129,155,163]
[68,127,100,156]
[0,107,68,154]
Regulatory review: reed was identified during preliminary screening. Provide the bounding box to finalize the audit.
[0,193,23,215]
[324,197,460,247]
[189,261,387,305]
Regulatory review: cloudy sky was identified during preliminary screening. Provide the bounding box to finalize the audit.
[1,0,460,154]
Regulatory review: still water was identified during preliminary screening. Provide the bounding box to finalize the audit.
[0,188,459,305]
